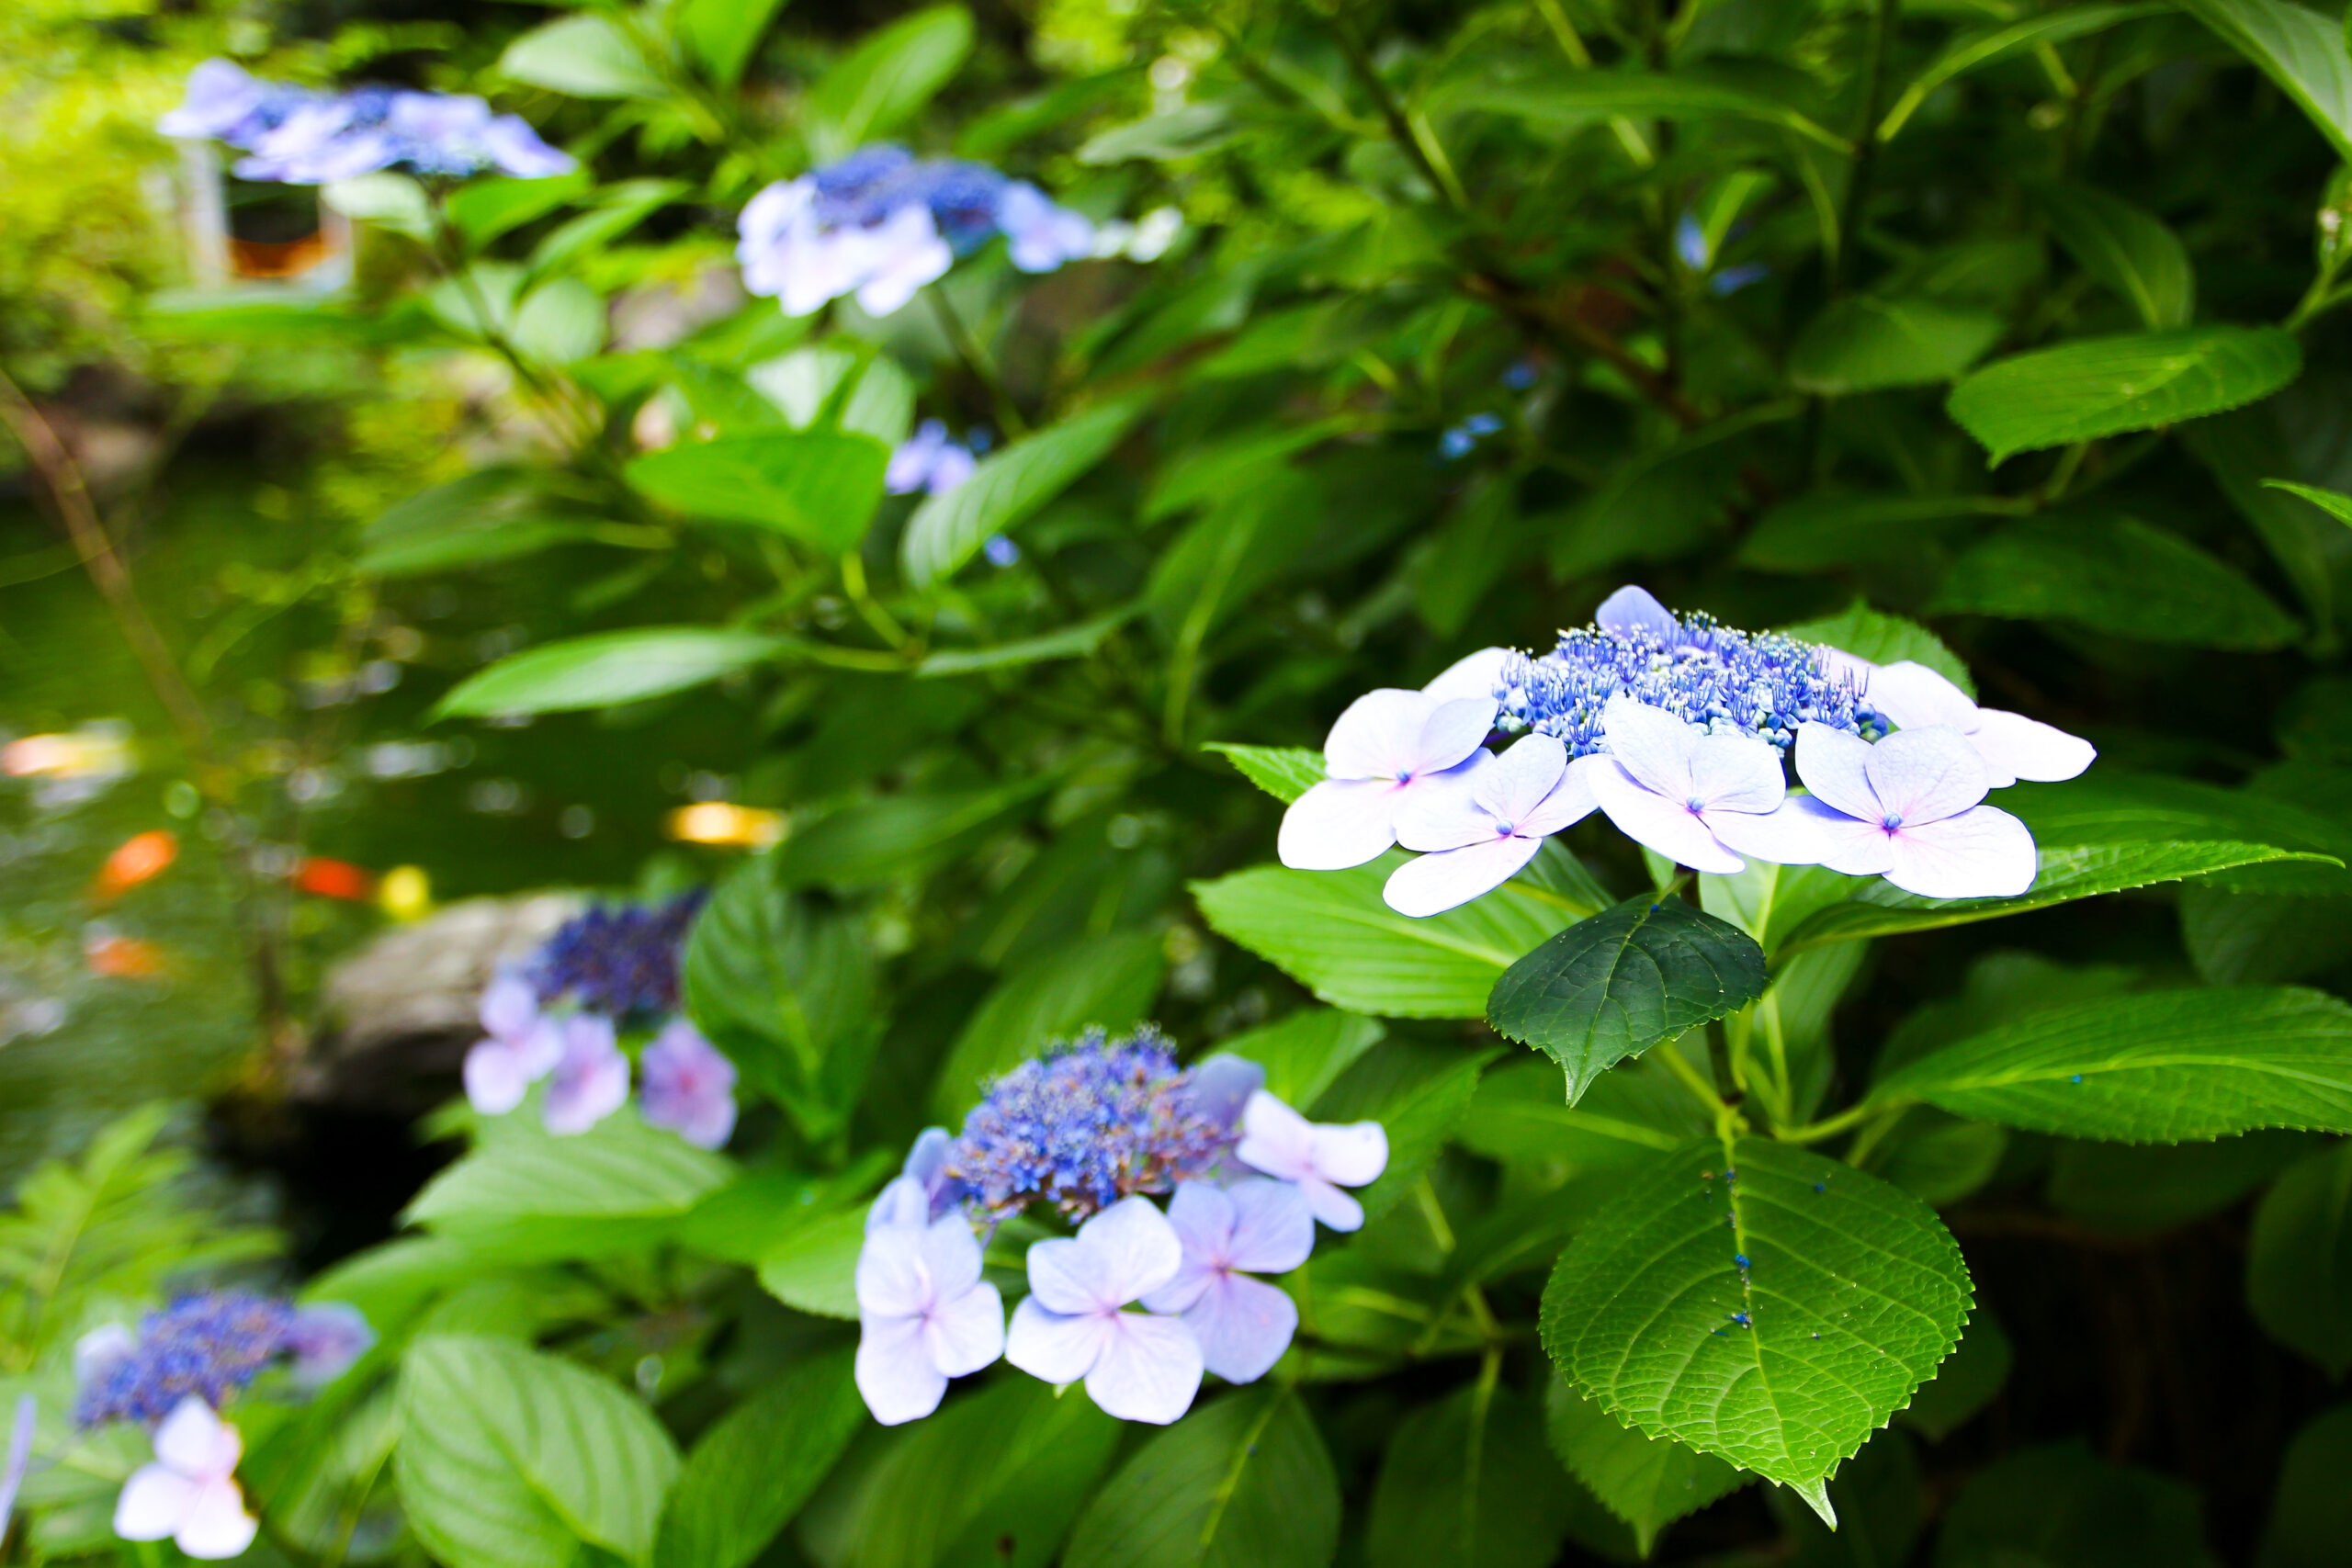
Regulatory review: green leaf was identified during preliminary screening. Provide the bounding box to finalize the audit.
[1775,601,1974,697]
[1217,1006,1386,1109]
[1366,1384,1623,1568]
[2031,182,2195,329]
[2261,477,2352,527]
[682,853,880,1144]
[1946,327,2303,464]
[626,431,891,553]
[433,627,785,718]
[2260,1406,2352,1568]
[1061,1391,1340,1568]
[1487,896,1768,1104]
[916,608,1141,676]
[500,14,665,98]
[1877,4,2166,139]
[1938,1442,2216,1568]
[2015,768,2352,897]
[1928,514,2301,649]
[1741,493,2012,574]
[1542,1137,1972,1496]
[1203,743,1324,803]
[932,931,1168,1119]
[511,277,606,365]
[1445,67,1849,152]
[1788,297,2004,395]
[1864,1111,2008,1207]
[676,0,789,88]
[2048,1131,2315,1234]
[356,469,621,579]
[2247,1141,2352,1374]
[1457,1055,1711,1172]
[1308,1042,1495,1221]
[403,1103,729,1258]
[397,1335,681,1567]
[447,170,593,247]
[816,1373,1121,1568]
[530,181,690,277]
[900,397,1148,588]
[756,1206,865,1319]
[1191,855,1579,1019]
[806,5,976,161]
[1896,1312,2012,1440]
[1778,840,2332,952]
[2179,0,2352,159]
[1871,987,2352,1140]
[1545,1378,1747,1558]
[654,1349,864,1568]
[777,776,1055,890]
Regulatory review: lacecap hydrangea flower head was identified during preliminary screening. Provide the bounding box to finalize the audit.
[853,1028,1386,1427]
[161,59,572,185]
[736,144,1094,318]
[1281,585,2095,915]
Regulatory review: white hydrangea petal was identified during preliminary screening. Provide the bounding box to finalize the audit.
[1707,796,1832,867]
[1599,696,1702,801]
[1298,1177,1365,1232]
[1322,689,1434,779]
[1589,761,1745,874]
[479,974,537,1039]
[916,1216,983,1299]
[855,1225,933,1317]
[1688,730,1786,817]
[1968,708,2097,787]
[1520,756,1602,839]
[1382,835,1544,917]
[1595,585,1680,642]
[1222,1179,1316,1275]
[865,1174,933,1235]
[1235,1091,1314,1183]
[1792,723,1882,823]
[1421,647,1510,705]
[114,1467,198,1542]
[1080,1196,1185,1302]
[922,1282,1005,1379]
[1393,761,1498,853]
[1006,1298,1109,1385]
[1083,1313,1203,1425]
[1863,726,1988,827]
[75,1324,136,1385]
[1414,698,1499,775]
[1137,1254,1216,1316]
[1886,806,2039,899]
[856,1314,950,1425]
[1810,811,1901,877]
[153,1399,237,1480]
[175,1480,257,1561]
[1278,778,1403,870]
[462,1039,531,1117]
[1023,1235,1113,1316]
[1473,735,1569,827]
[1158,1182,1235,1270]
[1864,660,1979,731]
[1183,1273,1298,1385]
[1308,1122,1388,1188]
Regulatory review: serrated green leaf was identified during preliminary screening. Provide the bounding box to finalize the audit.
[1871,987,2352,1139]
[1947,327,2302,464]
[1789,296,2004,394]
[1191,855,1578,1019]
[433,627,785,717]
[1542,1137,1971,1494]
[2179,0,2352,158]
[1545,1378,1748,1556]
[901,398,1148,587]
[655,1349,864,1568]
[2031,182,2194,329]
[1487,896,1768,1103]
[626,431,890,552]
[1775,601,1974,697]
[2247,1141,2352,1374]
[1204,742,1325,803]
[1061,1391,1340,1568]
[1929,514,2301,649]
[1896,1312,2012,1440]
[2262,478,2352,527]
[398,1335,681,1567]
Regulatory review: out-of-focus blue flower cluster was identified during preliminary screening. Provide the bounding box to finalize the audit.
[738,145,1093,318]
[944,1028,1234,1220]
[160,59,573,185]
[530,890,705,1020]
[1498,609,1875,756]
[74,1294,371,1427]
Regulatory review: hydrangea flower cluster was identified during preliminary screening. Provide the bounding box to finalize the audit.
[465,895,737,1147]
[854,1031,1385,1427]
[1282,585,2097,915]
[74,1293,374,1562]
[737,145,1093,318]
[161,60,573,185]
[887,419,979,498]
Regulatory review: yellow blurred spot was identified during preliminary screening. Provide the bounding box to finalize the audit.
[379,865,432,921]
[667,802,785,849]
[3,726,134,780]
[92,830,177,903]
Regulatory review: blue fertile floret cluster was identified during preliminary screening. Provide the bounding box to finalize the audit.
[945,1028,1234,1220]
[529,891,706,1019]
[1498,609,1878,755]
[75,1295,296,1427]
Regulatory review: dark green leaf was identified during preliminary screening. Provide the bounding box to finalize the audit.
[2259,1405,2352,1568]
[433,628,785,718]
[447,170,592,247]
[1487,896,1768,1104]
[901,397,1148,587]
[1308,1042,1495,1221]
[805,6,976,161]
[2031,182,2195,329]
[1366,1385,1615,1568]
[1929,514,2301,649]
[777,776,1055,890]
[916,608,1140,676]
[2048,1132,2316,1234]
[403,1103,729,1258]
[1946,327,2302,464]
[1062,1391,1340,1568]
[2179,0,2352,158]
[1871,987,2352,1140]
[1789,297,2004,394]
[655,1349,864,1568]
[1740,493,2013,574]
[1877,5,2166,138]
[2261,477,2352,527]
[1203,743,1324,803]
[1545,1378,1747,1556]
[1542,1137,1972,1501]
[1443,66,1849,151]
[1938,1443,2218,1568]
[1897,1312,2012,1440]
[931,931,1167,1119]
[676,0,789,88]
[1775,601,1975,696]
[626,431,890,552]
[1457,1055,1711,1173]
[2247,1141,2352,1374]
[1218,1006,1386,1109]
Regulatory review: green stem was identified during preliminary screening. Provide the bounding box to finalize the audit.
[1828,0,1901,295]
[1655,1037,1729,1118]
[1780,1097,1888,1145]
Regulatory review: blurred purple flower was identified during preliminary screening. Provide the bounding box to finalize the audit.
[462,972,562,1117]
[0,1395,35,1548]
[868,1127,957,1232]
[854,1215,1004,1425]
[162,62,572,184]
[284,1304,374,1389]
[1439,412,1504,460]
[1006,1197,1203,1424]
[543,1014,628,1135]
[112,1399,254,1561]
[1235,1091,1387,1232]
[888,420,978,497]
[531,892,702,1020]
[638,1020,738,1149]
[1140,1179,1312,1383]
[982,535,1021,567]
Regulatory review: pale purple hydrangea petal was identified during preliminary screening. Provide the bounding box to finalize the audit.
[854,1314,946,1424]
[1791,724,2040,897]
[852,206,955,316]
[480,974,538,1039]
[1005,1198,1202,1421]
[865,1174,933,1234]
[1323,690,1433,779]
[1082,1312,1204,1423]
[1706,798,1834,866]
[114,1468,202,1544]
[542,1015,628,1135]
[1005,1298,1109,1384]
[998,181,1094,272]
[1782,794,1899,876]
[1416,698,1499,775]
[462,1038,535,1116]
[1598,694,1702,800]
[1222,1179,1317,1273]
[0,1394,30,1546]
[175,1480,259,1561]
[1392,754,1499,852]
[1595,585,1683,643]
[1383,836,1545,916]
[922,1279,1010,1378]
[1277,777,1407,870]
[118,1400,255,1561]
[1181,1054,1265,1133]
[1883,806,2038,898]
[481,114,574,178]
[76,1324,136,1386]
[1859,660,1977,730]
[1686,732,1787,817]
[285,1303,373,1387]
[1471,733,1572,827]
[1421,647,1510,705]
[1966,708,2098,788]
[1862,726,1988,825]
[854,1216,1003,1425]
[1236,1092,1386,1232]
[639,1021,738,1149]
[1588,761,1747,874]
[160,61,265,139]
[1180,1272,1298,1385]
[1793,723,1883,822]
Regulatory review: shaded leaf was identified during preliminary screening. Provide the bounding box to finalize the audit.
[500,15,664,97]
[2247,1141,2352,1374]
[901,398,1148,587]
[1929,514,2300,649]
[931,931,1167,1119]
[626,431,890,553]
[1062,1391,1340,1568]
[1946,327,2302,464]
[2179,0,2352,159]
[1789,297,2004,394]
[1545,1378,1748,1557]
[806,6,975,161]
[433,628,784,718]
[1776,601,1975,696]
[655,1349,865,1568]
